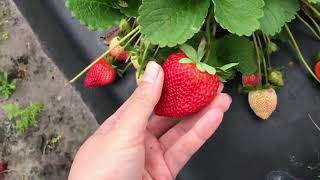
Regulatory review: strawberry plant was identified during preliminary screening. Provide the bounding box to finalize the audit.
[2,103,44,134]
[66,0,320,120]
[0,71,16,99]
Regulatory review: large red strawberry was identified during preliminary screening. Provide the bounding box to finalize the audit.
[154,44,220,118]
[109,36,128,61]
[84,57,116,88]
[315,62,320,79]
[242,73,261,87]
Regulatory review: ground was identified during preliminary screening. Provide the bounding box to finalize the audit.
[0,0,98,179]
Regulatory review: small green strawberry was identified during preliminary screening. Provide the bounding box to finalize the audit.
[269,69,284,86]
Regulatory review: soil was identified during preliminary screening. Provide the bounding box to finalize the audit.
[0,0,98,180]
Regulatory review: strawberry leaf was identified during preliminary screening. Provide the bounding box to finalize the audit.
[196,63,206,72]
[119,0,142,17]
[259,0,300,36]
[202,64,217,75]
[219,63,239,71]
[212,0,265,36]
[209,35,257,75]
[180,44,198,62]
[66,0,124,31]
[308,0,320,3]
[179,58,193,64]
[138,0,210,47]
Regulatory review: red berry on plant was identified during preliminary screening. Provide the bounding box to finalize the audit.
[0,160,7,172]
[109,36,128,61]
[84,57,116,88]
[315,62,320,80]
[242,73,262,87]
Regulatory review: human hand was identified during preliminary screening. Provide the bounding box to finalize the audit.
[68,61,232,180]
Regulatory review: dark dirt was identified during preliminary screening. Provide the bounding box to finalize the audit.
[0,0,98,179]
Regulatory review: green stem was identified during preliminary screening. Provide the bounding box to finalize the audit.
[252,33,262,80]
[305,12,320,34]
[116,30,141,61]
[153,45,160,58]
[302,0,320,19]
[204,7,215,64]
[285,24,320,83]
[121,62,132,73]
[297,14,320,40]
[70,26,140,83]
[138,41,150,77]
[263,33,272,68]
[256,33,269,85]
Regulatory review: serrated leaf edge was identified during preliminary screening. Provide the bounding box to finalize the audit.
[65,0,122,31]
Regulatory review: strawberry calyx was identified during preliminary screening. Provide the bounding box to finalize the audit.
[178,43,238,78]
[315,52,320,62]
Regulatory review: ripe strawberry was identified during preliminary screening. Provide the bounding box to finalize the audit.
[248,88,277,120]
[0,160,7,172]
[242,73,261,87]
[109,36,128,61]
[84,57,116,88]
[315,62,320,79]
[154,44,220,118]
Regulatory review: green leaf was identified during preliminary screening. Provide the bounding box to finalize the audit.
[202,63,217,75]
[66,0,124,31]
[197,40,207,61]
[196,63,206,72]
[212,0,264,36]
[2,103,21,120]
[219,63,239,71]
[217,69,236,82]
[259,0,300,36]
[273,27,291,43]
[308,0,320,4]
[180,44,198,61]
[179,58,193,64]
[211,35,257,75]
[119,0,142,17]
[2,103,44,134]
[138,0,210,47]
[0,71,16,99]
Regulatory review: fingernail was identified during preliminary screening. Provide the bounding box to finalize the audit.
[143,61,160,83]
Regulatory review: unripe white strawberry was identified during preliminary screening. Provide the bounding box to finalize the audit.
[248,88,277,120]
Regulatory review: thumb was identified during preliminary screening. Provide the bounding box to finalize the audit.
[116,61,164,136]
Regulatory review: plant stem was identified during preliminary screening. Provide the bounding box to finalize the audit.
[252,33,262,80]
[263,33,272,68]
[285,24,320,83]
[153,45,160,58]
[138,41,150,77]
[121,62,132,73]
[305,12,320,34]
[204,7,215,64]
[302,0,320,19]
[69,26,140,83]
[296,14,320,40]
[116,30,141,61]
[256,33,269,84]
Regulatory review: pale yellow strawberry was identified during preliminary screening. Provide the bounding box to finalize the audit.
[248,88,277,120]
